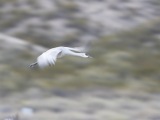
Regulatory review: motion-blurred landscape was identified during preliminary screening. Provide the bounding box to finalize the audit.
[0,0,160,120]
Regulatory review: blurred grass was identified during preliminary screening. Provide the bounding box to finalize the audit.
[1,18,160,94]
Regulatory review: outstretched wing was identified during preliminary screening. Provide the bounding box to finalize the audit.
[66,47,86,53]
[37,48,62,69]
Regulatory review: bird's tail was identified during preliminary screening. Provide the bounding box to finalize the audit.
[29,62,38,69]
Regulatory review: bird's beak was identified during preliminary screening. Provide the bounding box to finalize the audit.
[88,56,93,58]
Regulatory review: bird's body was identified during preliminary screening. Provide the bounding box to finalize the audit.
[30,46,91,69]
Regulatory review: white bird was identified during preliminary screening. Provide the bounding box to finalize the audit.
[29,46,92,69]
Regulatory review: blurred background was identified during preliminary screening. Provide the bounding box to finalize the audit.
[0,0,160,120]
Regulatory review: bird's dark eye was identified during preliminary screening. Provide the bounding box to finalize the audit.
[85,53,89,56]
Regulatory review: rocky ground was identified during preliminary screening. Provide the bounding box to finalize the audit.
[0,0,160,120]
[0,0,160,46]
[1,88,160,120]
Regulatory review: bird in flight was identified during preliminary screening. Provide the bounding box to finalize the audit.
[29,46,92,69]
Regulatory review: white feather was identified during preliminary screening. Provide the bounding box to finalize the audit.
[30,46,91,69]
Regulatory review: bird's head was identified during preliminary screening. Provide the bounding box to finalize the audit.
[84,53,93,58]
